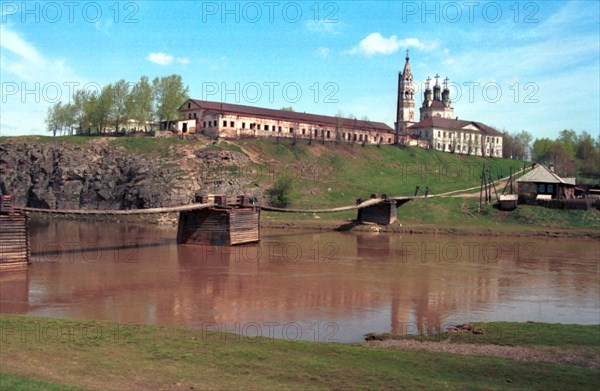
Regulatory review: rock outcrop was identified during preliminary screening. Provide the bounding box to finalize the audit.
[0,141,258,211]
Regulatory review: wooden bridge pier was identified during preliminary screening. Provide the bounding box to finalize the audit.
[356,194,397,225]
[177,195,260,246]
[0,195,30,270]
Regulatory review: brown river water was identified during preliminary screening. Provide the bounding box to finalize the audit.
[1,219,598,342]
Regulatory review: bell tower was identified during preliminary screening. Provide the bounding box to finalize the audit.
[395,50,415,141]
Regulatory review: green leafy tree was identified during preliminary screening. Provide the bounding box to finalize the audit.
[45,103,62,136]
[266,175,293,208]
[111,79,130,133]
[153,74,189,129]
[127,76,154,131]
[576,131,600,178]
[72,89,90,134]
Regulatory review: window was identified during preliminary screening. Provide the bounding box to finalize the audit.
[230,121,234,127]
[548,184,554,194]
[326,130,331,139]
[188,114,191,119]
[539,184,546,193]
[203,121,206,128]
[438,131,441,137]
[289,128,294,133]
[223,120,227,127]
[388,138,392,143]
[279,126,282,132]
[194,113,197,119]
[242,122,246,129]
[302,129,305,135]
[188,103,191,109]
[314,129,318,136]
[213,120,217,127]
[264,125,269,131]
[353,134,357,141]
[257,124,261,130]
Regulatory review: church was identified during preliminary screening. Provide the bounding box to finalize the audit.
[395,51,503,157]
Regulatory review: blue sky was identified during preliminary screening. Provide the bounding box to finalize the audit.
[1,1,599,139]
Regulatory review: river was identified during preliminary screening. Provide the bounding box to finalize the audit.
[1,219,598,342]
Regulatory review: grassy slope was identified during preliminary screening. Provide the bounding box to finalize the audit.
[2,135,598,233]
[235,138,526,205]
[0,314,598,391]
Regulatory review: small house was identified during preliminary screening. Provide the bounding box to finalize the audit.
[516,164,575,204]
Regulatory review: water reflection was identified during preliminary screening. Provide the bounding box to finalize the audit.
[1,219,598,342]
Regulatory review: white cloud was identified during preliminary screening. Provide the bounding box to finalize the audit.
[305,20,341,35]
[94,19,113,36]
[316,47,331,59]
[147,52,191,66]
[0,25,85,135]
[147,52,174,65]
[348,33,438,57]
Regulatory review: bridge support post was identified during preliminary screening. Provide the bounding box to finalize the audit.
[177,194,260,246]
[357,199,397,225]
[0,195,29,270]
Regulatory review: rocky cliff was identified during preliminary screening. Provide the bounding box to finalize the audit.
[0,141,256,211]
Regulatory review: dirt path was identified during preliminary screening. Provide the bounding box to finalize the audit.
[365,339,600,369]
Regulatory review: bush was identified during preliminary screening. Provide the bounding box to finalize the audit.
[266,176,293,208]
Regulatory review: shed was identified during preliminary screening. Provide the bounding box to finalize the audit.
[516,164,575,203]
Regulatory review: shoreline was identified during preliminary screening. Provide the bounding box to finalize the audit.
[25,212,600,239]
[0,314,598,390]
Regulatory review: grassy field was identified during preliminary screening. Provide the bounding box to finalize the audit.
[0,314,598,391]
[2,135,597,235]
[233,138,526,207]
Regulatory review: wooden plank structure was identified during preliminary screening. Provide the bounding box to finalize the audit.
[0,195,30,270]
[356,194,397,225]
[177,195,260,246]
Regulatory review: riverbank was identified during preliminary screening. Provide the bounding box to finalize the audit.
[0,314,598,390]
[25,196,600,239]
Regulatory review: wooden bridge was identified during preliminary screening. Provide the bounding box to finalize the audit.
[0,192,421,270]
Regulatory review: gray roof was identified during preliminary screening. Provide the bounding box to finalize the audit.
[516,165,568,184]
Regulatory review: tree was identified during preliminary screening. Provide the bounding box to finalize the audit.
[128,76,153,131]
[548,142,576,177]
[515,130,532,160]
[45,103,61,137]
[111,79,130,133]
[557,129,578,159]
[280,106,294,111]
[532,138,553,163]
[86,85,114,133]
[153,74,189,129]
[61,103,76,135]
[72,89,90,135]
[266,175,293,208]
[502,131,514,159]
[576,131,600,178]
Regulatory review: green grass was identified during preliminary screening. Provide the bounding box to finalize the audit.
[109,137,195,156]
[0,314,598,390]
[372,322,600,347]
[0,373,83,391]
[0,135,93,145]
[235,139,525,207]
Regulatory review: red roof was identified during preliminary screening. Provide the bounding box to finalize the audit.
[180,99,394,133]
